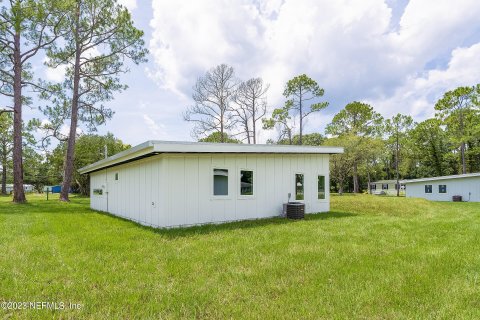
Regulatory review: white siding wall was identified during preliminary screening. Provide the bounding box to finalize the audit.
[405,176,480,202]
[89,153,331,228]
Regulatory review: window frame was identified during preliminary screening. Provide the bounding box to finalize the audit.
[425,185,433,194]
[317,174,326,200]
[439,184,447,194]
[238,168,255,199]
[294,172,305,201]
[382,183,389,190]
[212,167,231,199]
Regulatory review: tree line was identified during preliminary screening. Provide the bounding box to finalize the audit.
[0,0,147,203]
[184,64,480,194]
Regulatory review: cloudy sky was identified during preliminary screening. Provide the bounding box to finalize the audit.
[31,0,480,146]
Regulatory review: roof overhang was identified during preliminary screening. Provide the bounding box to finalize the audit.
[401,172,480,184]
[78,140,344,174]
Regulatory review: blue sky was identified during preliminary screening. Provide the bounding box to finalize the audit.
[22,0,480,146]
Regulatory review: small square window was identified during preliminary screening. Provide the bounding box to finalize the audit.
[295,174,304,200]
[213,169,228,196]
[439,185,447,193]
[382,184,389,190]
[318,175,325,199]
[425,185,432,193]
[115,173,118,181]
[93,189,103,195]
[240,170,253,196]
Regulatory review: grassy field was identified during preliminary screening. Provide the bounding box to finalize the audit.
[1,194,479,319]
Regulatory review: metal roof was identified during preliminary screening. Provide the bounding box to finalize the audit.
[78,140,344,174]
[401,172,480,184]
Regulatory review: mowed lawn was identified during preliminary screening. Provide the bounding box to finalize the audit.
[1,194,480,319]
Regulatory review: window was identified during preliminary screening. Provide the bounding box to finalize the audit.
[115,173,118,181]
[295,174,304,200]
[370,184,377,191]
[318,175,325,199]
[213,169,228,196]
[439,185,447,193]
[240,170,253,196]
[382,183,389,190]
[93,189,103,195]
[425,185,432,193]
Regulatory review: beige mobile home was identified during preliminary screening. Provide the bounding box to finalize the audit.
[401,173,480,202]
[79,141,343,228]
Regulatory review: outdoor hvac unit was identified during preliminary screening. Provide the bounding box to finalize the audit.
[286,202,305,220]
[452,195,462,202]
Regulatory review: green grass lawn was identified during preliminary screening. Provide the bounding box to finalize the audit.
[1,194,480,319]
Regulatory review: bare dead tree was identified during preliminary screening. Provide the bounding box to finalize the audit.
[184,64,238,143]
[232,78,268,144]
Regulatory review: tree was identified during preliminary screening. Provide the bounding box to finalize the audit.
[49,133,130,195]
[409,119,454,177]
[232,78,268,144]
[40,0,147,202]
[0,112,13,194]
[435,85,480,174]
[323,135,356,194]
[326,102,383,193]
[184,64,237,143]
[262,106,294,144]
[277,133,325,146]
[385,114,414,196]
[0,0,66,202]
[283,74,328,144]
[198,132,241,144]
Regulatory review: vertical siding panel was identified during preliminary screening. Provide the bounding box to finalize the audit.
[224,155,236,222]
[274,156,284,209]
[159,156,168,227]
[170,156,186,226]
[146,160,153,225]
[255,154,267,217]
[198,155,210,224]
[185,156,200,225]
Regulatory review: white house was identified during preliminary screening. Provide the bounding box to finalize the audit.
[79,141,344,228]
[401,173,480,202]
[369,180,405,195]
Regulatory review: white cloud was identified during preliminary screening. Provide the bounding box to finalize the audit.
[147,0,480,140]
[369,42,480,120]
[142,114,166,138]
[118,0,137,11]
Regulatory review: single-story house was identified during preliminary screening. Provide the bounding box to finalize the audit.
[369,180,405,195]
[4,184,34,194]
[79,141,343,228]
[401,173,480,202]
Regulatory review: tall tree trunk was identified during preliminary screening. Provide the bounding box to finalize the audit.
[367,167,371,195]
[395,133,400,197]
[12,32,26,203]
[60,2,81,202]
[299,87,303,145]
[1,151,6,195]
[460,142,466,174]
[252,120,256,144]
[352,160,359,193]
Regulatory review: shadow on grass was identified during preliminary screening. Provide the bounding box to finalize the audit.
[93,210,357,239]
